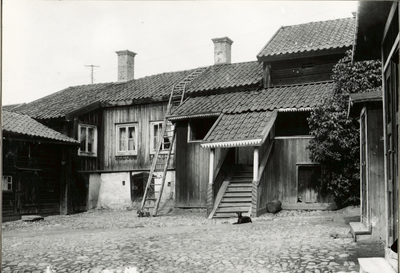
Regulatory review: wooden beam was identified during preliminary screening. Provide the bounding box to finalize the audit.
[258,139,274,181]
[253,147,259,182]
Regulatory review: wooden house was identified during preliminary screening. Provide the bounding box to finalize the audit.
[169,17,355,217]
[2,110,79,221]
[351,1,399,272]
[13,39,262,211]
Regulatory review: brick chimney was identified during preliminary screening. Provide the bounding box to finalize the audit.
[116,50,136,82]
[212,37,233,65]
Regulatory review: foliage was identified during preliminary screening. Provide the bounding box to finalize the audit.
[307,50,381,208]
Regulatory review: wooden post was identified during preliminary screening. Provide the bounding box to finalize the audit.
[253,147,259,181]
[252,147,259,217]
[207,149,215,216]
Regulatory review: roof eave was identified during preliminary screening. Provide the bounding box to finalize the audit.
[257,47,351,63]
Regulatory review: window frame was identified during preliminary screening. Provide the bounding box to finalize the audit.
[2,175,12,192]
[78,123,98,157]
[150,121,174,154]
[116,123,138,156]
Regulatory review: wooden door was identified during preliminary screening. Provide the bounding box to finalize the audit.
[297,165,321,203]
[18,171,40,215]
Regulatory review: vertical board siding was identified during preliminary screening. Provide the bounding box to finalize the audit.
[102,102,175,171]
[175,121,214,207]
[258,137,330,209]
[367,107,386,239]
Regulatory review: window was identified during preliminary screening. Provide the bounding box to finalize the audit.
[116,123,138,156]
[78,124,98,156]
[150,121,174,154]
[2,176,12,191]
[188,117,218,142]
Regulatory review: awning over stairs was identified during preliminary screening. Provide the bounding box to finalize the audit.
[200,110,277,148]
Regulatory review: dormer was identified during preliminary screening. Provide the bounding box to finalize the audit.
[257,17,355,88]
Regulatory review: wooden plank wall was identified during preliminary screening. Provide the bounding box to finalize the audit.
[270,54,344,86]
[2,138,77,219]
[366,106,386,239]
[258,137,331,209]
[175,121,225,207]
[102,102,175,171]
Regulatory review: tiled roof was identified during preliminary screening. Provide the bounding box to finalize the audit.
[2,103,26,111]
[2,111,79,143]
[257,17,355,61]
[15,61,262,120]
[15,70,194,119]
[203,111,276,144]
[170,81,334,119]
[186,61,262,93]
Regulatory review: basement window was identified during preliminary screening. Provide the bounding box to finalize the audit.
[188,117,218,142]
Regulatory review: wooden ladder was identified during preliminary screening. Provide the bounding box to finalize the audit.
[140,67,207,216]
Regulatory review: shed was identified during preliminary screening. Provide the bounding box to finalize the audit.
[2,111,79,221]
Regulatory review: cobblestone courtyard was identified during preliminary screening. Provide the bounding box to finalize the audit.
[2,208,384,273]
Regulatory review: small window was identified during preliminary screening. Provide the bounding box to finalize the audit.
[188,117,218,142]
[150,121,174,154]
[78,124,98,157]
[116,123,138,156]
[2,176,12,191]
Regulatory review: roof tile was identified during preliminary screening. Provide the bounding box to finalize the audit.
[2,111,78,143]
[171,81,335,118]
[257,17,355,60]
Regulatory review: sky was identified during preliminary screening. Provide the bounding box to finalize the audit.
[2,0,358,106]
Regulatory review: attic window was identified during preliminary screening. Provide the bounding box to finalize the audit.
[302,62,315,69]
[188,117,218,142]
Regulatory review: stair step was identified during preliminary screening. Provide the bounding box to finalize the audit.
[228,183,252,187]
[224,192,252,198]
[216,206,250,213]
[226,187,252,192]
[221,197,252,203]
[230,178,253,182]
[219,202,251,207]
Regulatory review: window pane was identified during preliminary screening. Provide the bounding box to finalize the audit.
[88,127,94,152]
[80,127,87,152]
[153,124,160,150]
[128,127,136,151]
[119,127,126,151]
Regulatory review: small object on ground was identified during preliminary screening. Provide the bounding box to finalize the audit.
[45,265,54,273]
[266,199,282,213]
[233,212,252,224]
[137,209,150,217]
[21,215,44,222]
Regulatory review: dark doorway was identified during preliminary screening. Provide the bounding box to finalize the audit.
[297,165,321,203]
[131,172,155,203]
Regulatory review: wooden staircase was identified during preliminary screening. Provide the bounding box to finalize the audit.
[211,165,253,219]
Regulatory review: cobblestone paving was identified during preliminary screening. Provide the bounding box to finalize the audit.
[2,208,384,273]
